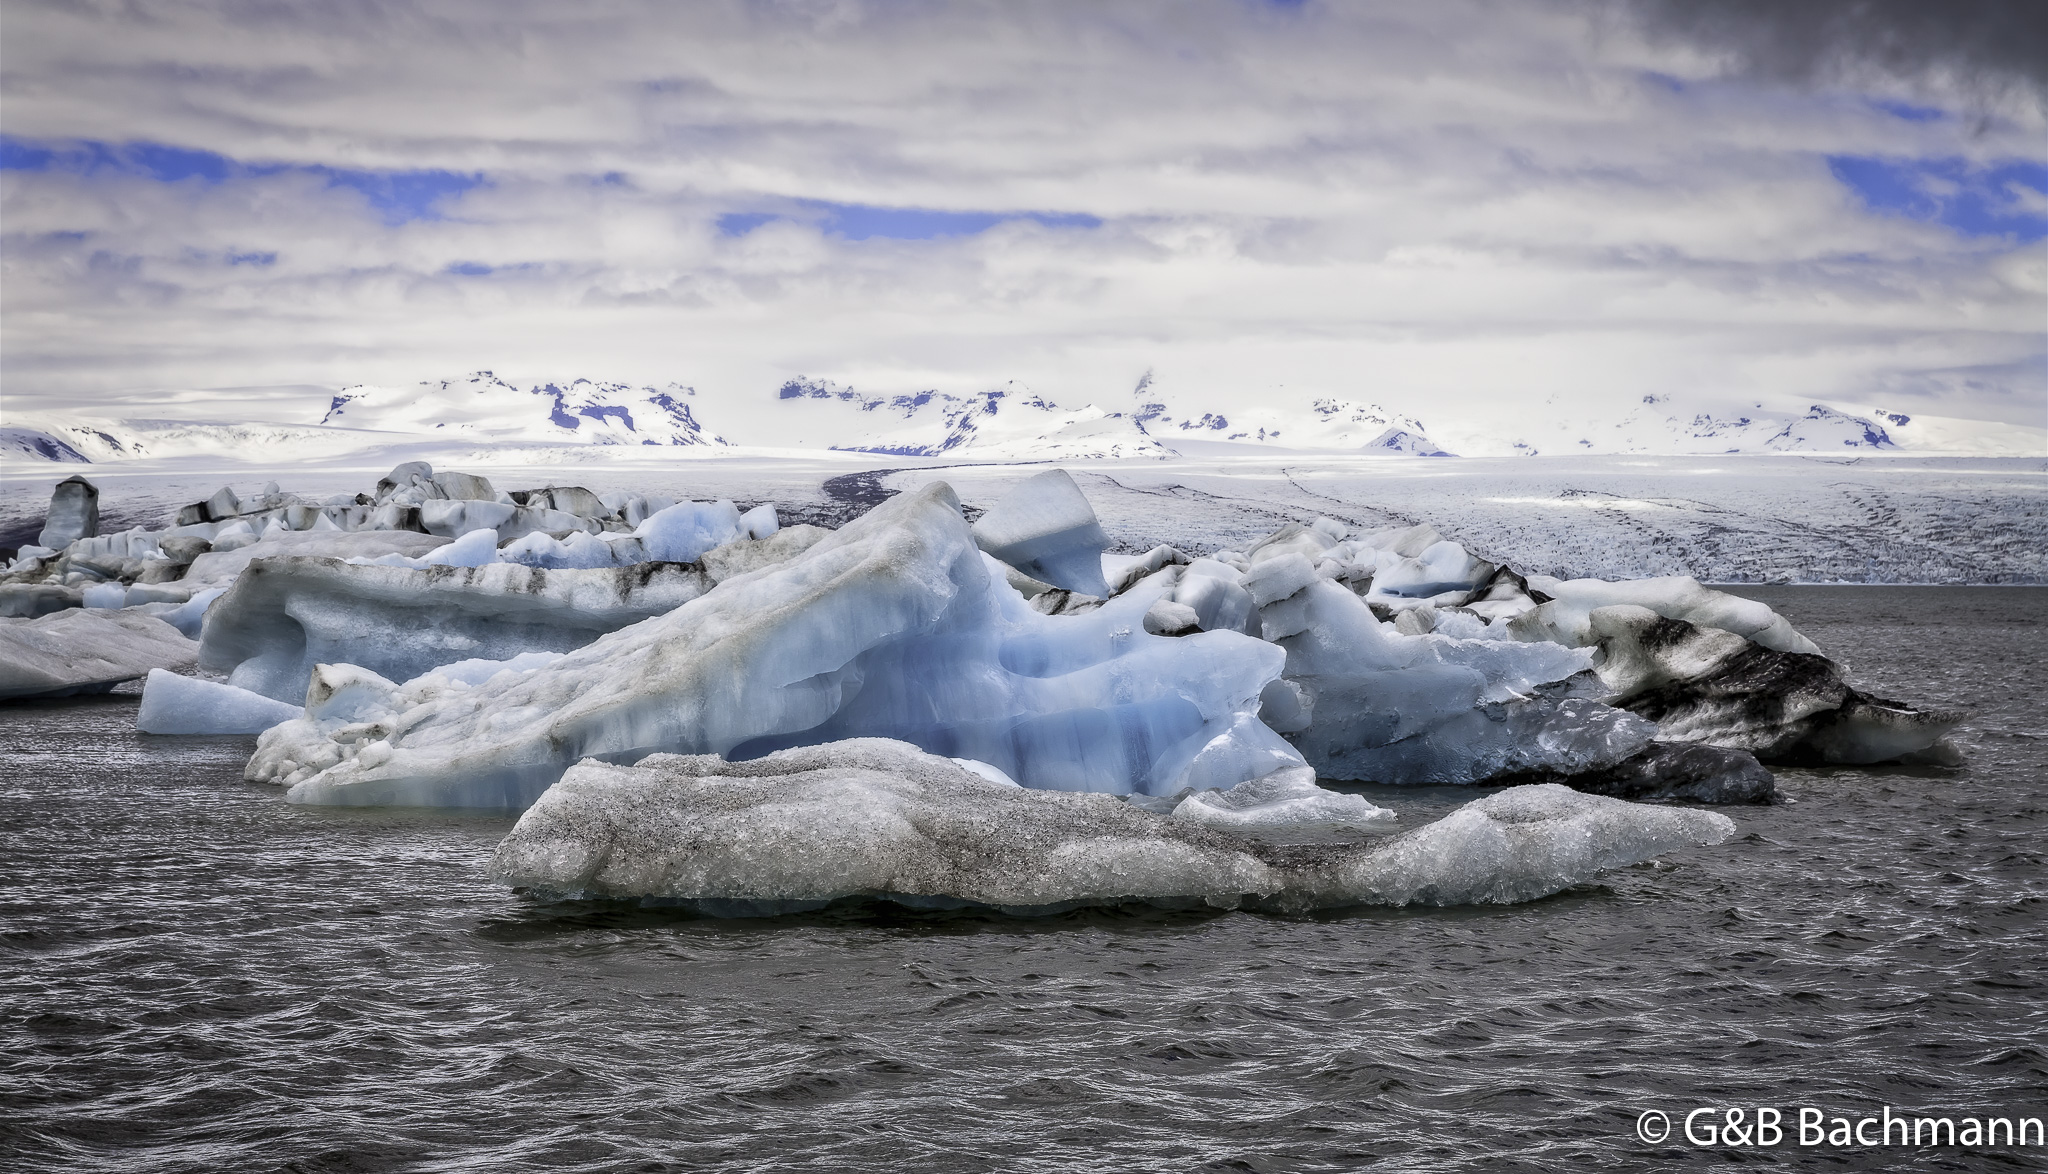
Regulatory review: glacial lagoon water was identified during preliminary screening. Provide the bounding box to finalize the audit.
[3,586,2044,1172]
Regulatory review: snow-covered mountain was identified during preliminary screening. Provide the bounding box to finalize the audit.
[322,372,726,447]
[6,370,2038,466]
[2,418,389,465]
[773,379,1172,460]
[1132,377,1454,455]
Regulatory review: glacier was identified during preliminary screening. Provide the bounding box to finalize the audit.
[488,739,1734,914]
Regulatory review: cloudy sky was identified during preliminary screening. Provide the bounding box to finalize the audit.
[2,0,2042,431]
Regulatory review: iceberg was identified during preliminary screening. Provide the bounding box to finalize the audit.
[1512,575,1820,655]
[137,669,303,735]
[247,483,1301,809]
[970,469,1113,596]
[1241,551,1651,784]
[1587,605,1960,764]
[37,475,100,550]
[0,609,197,700]
[182,530,449,587]
[488,739,1734,914]
[201,557,712,703]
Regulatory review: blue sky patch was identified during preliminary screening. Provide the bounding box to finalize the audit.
[720,201,1101,241]
[1829,155,2048,242]
[0,135,483,225]
[716,212,779,236]
[1869,99,1944,123]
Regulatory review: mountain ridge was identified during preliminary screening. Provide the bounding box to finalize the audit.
[6,371,2037,465]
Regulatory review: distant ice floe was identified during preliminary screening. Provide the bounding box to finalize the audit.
[489,739,1733,915]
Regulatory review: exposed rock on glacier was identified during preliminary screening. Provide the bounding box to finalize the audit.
[0,610,197,700]
[1588,605,1961,764]
[247,483,1299,808]
[970,469,1112,596]
[202,557,712,703]
[488,740,1733,914]
[137,669,303,735]
[37,476,100,550]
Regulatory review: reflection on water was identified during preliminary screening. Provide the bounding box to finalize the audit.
[3,588,2044,1171]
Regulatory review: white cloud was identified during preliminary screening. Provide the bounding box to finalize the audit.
[0,0,2040,434]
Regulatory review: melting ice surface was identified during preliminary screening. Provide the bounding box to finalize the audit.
[489,739,1736,914]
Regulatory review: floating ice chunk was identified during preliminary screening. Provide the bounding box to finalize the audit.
[633,500,742,563]
[1357,524,1443,558]
[0,582,82,619]
[970,469,1112,596]
[156,587,227,638]
[420,499,518,538]
[1172,765,1395,831]
[1304,783,1734,907]
[1171,559,1256,634]
[204,557,708,703]
[494,506,600,541]
[209,520,260,553]
[250,483,1298,808]
[0,609,197,700]
[525,486,608,518]
[1103,544,1190,594]
[488,742,1732,913]
[1143,598,1201,635]
[431,471,497,501]
[739,504,779,539]
[498,529,623,569]
[137,669,303,734]
[1514,575,1819,655]
[1544,739,1777,804]
[423,527,502,567]
[1587,604,1959,764]
[37,475,100,550]
[1246,522,1339,567]
[1368,540,1495,603]
[607,494,676,528]
[1246,553,1671,785]
[7,543,58,569]
[1429,608,1493,640]
[81,582,128,609]
[183,531,448,587]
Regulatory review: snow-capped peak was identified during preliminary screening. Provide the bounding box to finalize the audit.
[321,372,726,446]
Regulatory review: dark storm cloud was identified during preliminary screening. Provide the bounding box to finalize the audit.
[1619,0,2046,96]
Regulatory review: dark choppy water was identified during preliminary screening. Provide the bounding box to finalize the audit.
[4,587,2045,1172]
